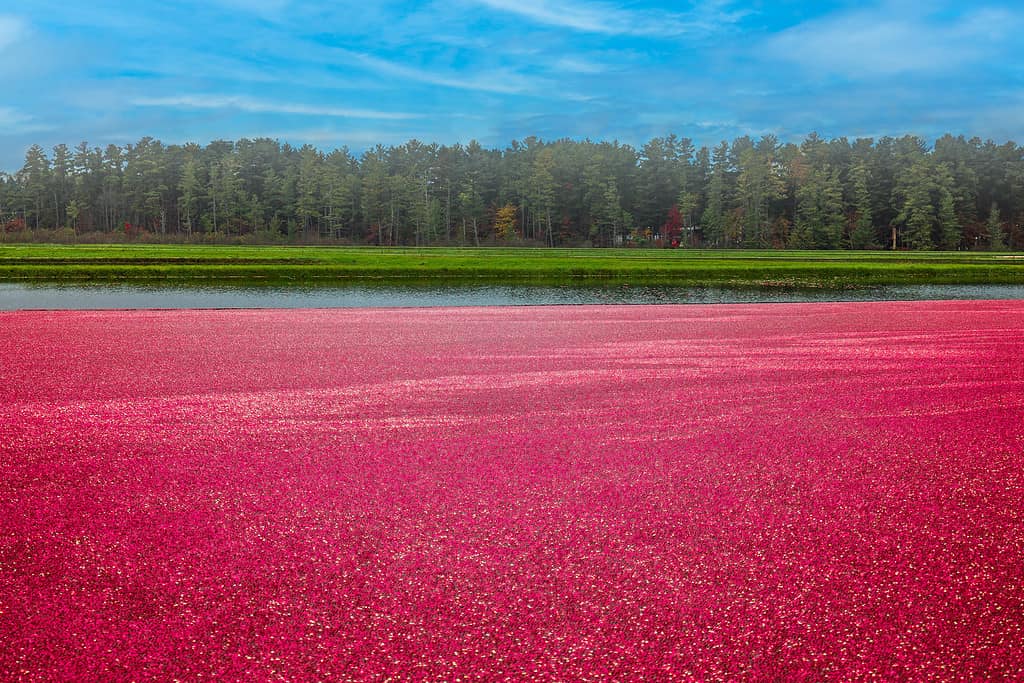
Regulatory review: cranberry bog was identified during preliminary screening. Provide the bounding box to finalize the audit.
[2,302,1023,680]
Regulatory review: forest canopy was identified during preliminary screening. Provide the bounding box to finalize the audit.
[2,133,1021,250]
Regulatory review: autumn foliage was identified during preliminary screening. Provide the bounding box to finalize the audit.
[494,203,518,241]
[2,217,26,233]
[662,203,682,247]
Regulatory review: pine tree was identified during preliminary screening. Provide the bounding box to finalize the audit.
[457,182,485,247]
[793,165,844,249]
[735,136,784,248]
[985,203,1008,251]
[701,142,730,247]
[179,157,201,236]
[894,158,936,250]
[52,144,72,228]
[528,149,556,246]
[936,164,962,250]
[592,179,624,247]
[296,145,322,238]
[17,144,51,230]
[848,161,878,249]
[937,189,960,250]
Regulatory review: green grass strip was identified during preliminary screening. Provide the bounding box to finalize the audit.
[2,244,1024,288]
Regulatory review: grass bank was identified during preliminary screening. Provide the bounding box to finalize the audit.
[2,244,1024,288]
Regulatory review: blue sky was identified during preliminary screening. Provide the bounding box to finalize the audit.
[1,0,1022,169]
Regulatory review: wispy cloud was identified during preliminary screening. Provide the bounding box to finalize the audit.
[208,0,291,16]
[0,15,26,50]
[258,128,423,146]
[327,48,538,95]
[765,6,1021,77]
[2,0,1023,171]
[132,95,420,120]
[0,106,52,134]
[551,57,606,74]
[468,0,744,36]
[0,106,32,127]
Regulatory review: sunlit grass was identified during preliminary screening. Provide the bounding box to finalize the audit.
[2,244,1023,287]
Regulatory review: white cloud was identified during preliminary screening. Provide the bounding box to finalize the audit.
[209,0,291,15]
[765,6,1021,77]
[0,15,26,51]
[132,95,421,120]
[0,106,52,134]
[258,128,410,145]
[0,106,31,127]
[468,0,744,36]
[552,57,606,74]
[331,49,538,95]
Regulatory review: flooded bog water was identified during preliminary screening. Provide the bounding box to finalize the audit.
[3,282,1024,309]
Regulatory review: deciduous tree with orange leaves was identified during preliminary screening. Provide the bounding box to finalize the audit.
[494,203,518,241]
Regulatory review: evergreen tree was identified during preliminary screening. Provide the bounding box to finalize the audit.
[179,157,201,236]
[2,131,1021,250]
[17,144,51,230]
[295,145,322,238]
[894,159,937,250]
[52,144,72,228]
[736,137,784,248]
[592,179,625,246]
[528,148,556,246]
[701,142,730,247]
[848,161,878,249]
[935,164,962,250]
[985,203,1008,251]
[794,165,844,249]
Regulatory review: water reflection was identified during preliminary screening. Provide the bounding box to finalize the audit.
[2,282,1024,310]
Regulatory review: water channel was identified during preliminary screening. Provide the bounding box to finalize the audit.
[3,282,1024,310]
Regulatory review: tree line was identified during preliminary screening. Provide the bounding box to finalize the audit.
[2,133,1021,249]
